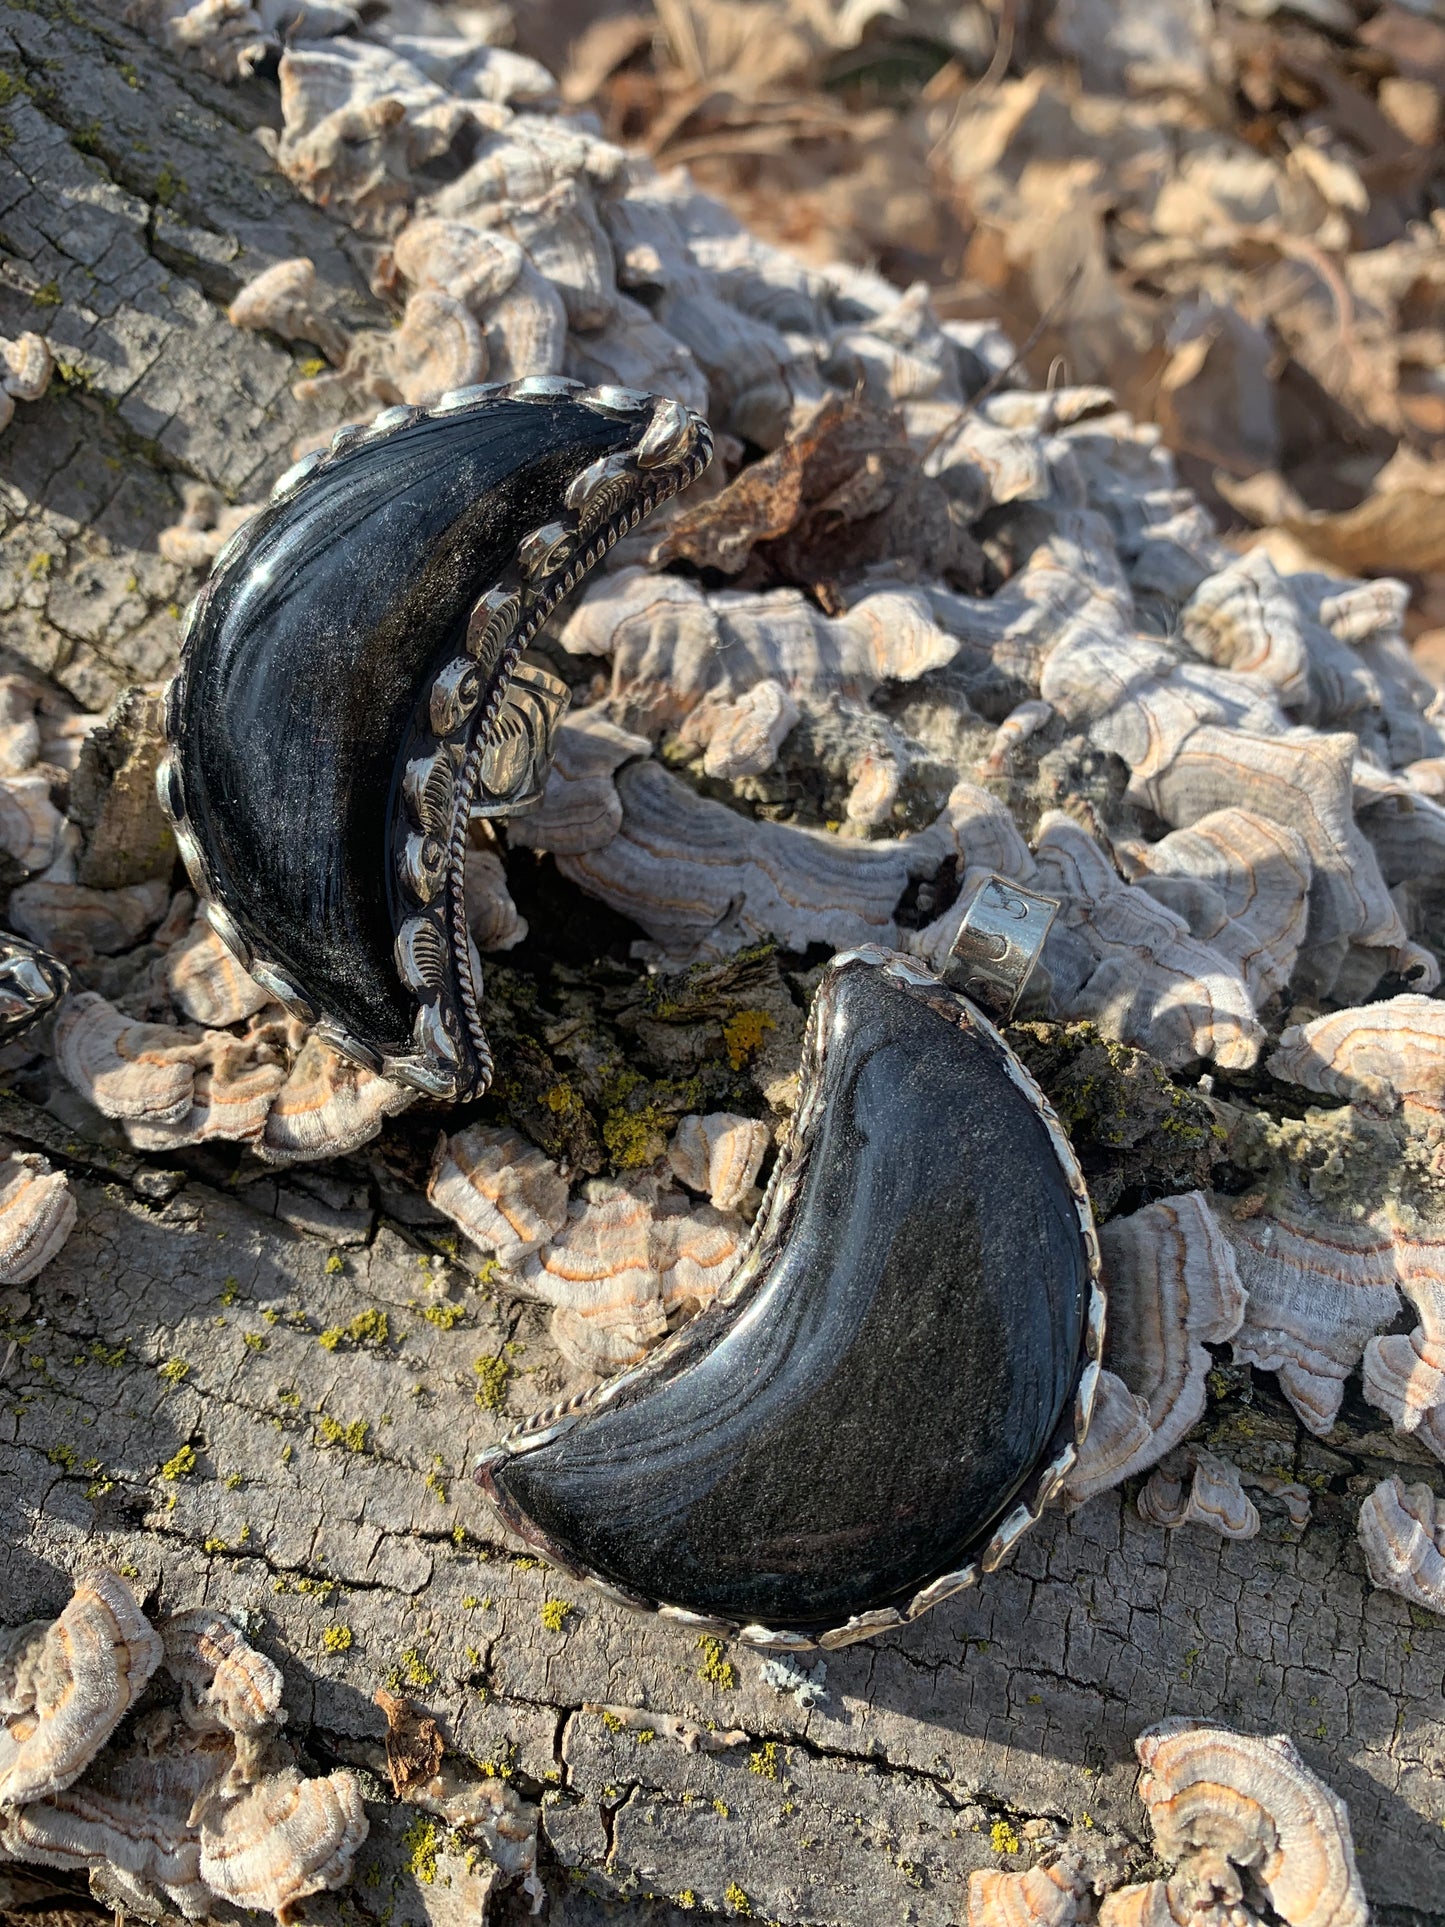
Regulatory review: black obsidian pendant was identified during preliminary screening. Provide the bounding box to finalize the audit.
[478,947,1105,1650]
[157,379,712,1100]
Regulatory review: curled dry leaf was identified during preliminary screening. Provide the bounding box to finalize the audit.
[427,1123,569,1269]
[1131,1719,1367,1927]
[1137,1451,1261,1541]
[667,1112,769,1213]
[1358,1475,1445,1615]
[373,1688,444,1798]
[0,1150,76,1286]
[0,1571,163,1808]
[653,390,983,590]
[1065,1192,1246,1505]
[197,1765,368,1922]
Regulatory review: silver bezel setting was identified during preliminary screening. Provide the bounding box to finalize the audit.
[154,378,712,1100]
[477,941,1107,1651]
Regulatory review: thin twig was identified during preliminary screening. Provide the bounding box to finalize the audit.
[922,261,1087,462]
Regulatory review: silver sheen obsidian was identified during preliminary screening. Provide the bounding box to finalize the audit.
[156,380,712,1101]
[478,947,1105,1649]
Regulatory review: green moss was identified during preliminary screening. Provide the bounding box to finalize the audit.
[154,162,183,207]
[159,1444,196,1481]
[46,1442,76,1470]
[696,1635,736,1691]
[88,1338,127,1367]
[31,278,61,308]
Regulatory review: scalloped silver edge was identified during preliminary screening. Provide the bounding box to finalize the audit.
[476,939,1107,1651]
[155,378,712,1101]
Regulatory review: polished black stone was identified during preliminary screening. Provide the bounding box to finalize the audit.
[483,957,1090,1631]
[172,399,637,1063]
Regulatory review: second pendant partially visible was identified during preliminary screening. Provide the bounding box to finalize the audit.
[478,879,1104,1650]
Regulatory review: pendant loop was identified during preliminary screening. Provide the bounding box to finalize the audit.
[942,873,1058,1022]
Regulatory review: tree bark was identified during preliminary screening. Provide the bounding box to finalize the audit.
[0,7,1443,1924]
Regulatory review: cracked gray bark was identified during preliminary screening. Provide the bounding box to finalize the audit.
[0,6,1443,1924]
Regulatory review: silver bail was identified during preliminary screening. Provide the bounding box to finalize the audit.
[942,874,1058,1023]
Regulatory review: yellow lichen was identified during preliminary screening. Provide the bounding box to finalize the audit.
[722,1010,776,1070]
[696,1635,736,1691]
[158,1357,189,1387]
[322,1624,353,1654]
[748,1742,780,1778]
[724,1882,752,1915]
[319,1308,389,1351]
[539,1598,573,1633]
[422,1303,465,1329]
[324,1253,345,1274]
[390,1647,438,1691]
[316,1415,369,1452]
[159,1444,196,1481]
[990,1819,1021,1856]
[473,1352,511,1410]
[402,1816,440,1884]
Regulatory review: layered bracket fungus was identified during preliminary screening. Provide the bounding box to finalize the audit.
[1358,1475,1445,1614]
[0,1574,367,1922]
[1099,1720,1369,1927]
